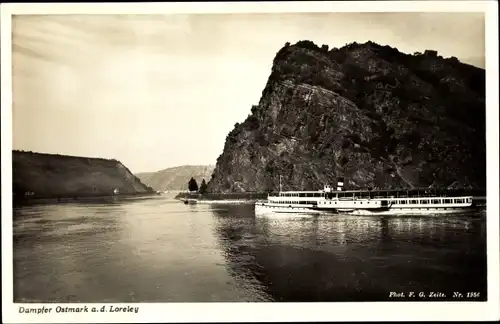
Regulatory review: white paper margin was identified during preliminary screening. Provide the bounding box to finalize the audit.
[1,1,499,323]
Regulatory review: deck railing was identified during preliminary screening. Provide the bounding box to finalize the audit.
[268,188,485,199]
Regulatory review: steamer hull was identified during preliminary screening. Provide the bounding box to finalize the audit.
[254,180,479,217]
[254,201,325,217]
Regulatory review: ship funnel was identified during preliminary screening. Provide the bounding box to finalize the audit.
[337,177,344,191]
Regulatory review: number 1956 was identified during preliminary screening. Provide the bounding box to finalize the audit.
[467,292,480,298]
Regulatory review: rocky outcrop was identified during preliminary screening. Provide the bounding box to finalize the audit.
[136,165,215,191]
[12,150,154,198]
[207,41,485,192]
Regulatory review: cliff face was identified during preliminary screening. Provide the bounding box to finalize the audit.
[136,165,215,191]
[207,41,486,192]
[12,150,154,198]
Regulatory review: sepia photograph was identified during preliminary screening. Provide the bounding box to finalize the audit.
[1,1,499,323]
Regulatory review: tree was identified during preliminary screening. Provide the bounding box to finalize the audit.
[188,177,199,192]
[199,179,208,194]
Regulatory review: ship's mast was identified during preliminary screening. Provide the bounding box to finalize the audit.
[279,175,283,193]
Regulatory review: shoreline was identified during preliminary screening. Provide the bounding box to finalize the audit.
[13,192,159,207]
[194,199,257,205]
[174,192,268,200]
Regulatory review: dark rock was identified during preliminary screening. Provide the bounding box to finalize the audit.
[207,40,485,193]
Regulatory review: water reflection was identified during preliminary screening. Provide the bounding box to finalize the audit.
[13,199,486,302]
[211,208,487,302]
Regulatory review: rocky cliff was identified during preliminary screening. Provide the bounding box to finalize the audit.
[13,150,154,198]
[136,165,214,191]
[207,40,486,192]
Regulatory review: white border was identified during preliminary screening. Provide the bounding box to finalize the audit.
[1,1,499,322]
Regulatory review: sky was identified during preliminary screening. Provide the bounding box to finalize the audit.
[11,12,485,173]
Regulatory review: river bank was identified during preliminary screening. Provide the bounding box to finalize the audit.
[174,192,267,203]
[12,192,160,207]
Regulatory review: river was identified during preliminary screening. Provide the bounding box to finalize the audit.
[13,195,487,302]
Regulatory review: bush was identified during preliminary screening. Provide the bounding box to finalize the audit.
[199,179,207,194]
[244,115,260,130]
[295,40,321,52]
[188,177,199,192]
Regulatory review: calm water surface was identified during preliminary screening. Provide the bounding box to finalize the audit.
[13,195,487,302]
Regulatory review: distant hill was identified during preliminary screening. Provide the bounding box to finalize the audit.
[207,40,485,192]
[136,165,215,191]
[12,150,154,199]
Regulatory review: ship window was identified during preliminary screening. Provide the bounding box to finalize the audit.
[420,200,428,204]
[444,199,451,203]
[400,200,407,204]
[432,199,440,204]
